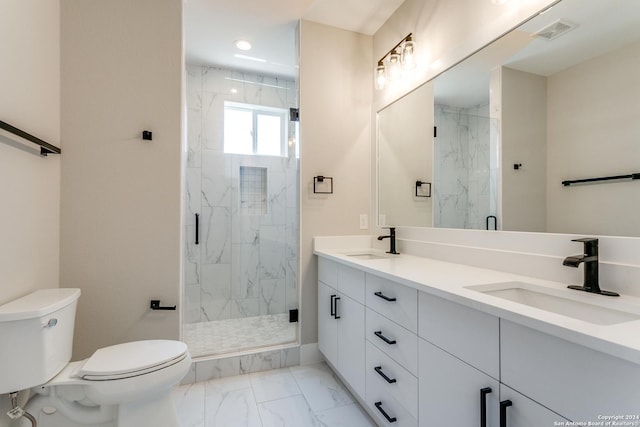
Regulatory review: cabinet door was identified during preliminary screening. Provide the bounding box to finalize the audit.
[419,338,500,427]
[337,293,365,397]
[318,280,338,368]
[499,384,569,427]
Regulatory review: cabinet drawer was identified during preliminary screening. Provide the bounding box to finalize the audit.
[366,308,418,376]
[418,292,499,379]
[338,264,365,304]
[366,274,418,333]
[318,257,338,288]
[501,320,640,422]
[366,379,418,427]
[366,341,418,419]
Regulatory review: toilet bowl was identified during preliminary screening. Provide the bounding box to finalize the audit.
[0,289,191,427]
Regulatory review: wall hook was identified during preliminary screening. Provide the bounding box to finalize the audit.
[142,130,153,141]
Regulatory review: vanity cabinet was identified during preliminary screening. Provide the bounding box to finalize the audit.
[316,254,640,427]
[317,258,366,397]
[501,320,640,422]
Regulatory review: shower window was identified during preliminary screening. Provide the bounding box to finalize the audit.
[224,102,287,156]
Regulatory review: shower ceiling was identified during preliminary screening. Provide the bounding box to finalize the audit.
[184,0,406,78]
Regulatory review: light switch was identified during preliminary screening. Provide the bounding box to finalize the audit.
[359,214,368,230]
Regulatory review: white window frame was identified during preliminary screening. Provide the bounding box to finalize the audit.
[224,101,288,157]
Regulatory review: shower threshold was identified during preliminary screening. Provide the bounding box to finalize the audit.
[183,313,297,358]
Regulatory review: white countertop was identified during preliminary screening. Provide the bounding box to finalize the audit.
[314,238,640,366]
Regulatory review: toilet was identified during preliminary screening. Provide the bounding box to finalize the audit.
[0,288,191,427]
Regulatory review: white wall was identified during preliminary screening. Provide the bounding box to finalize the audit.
[60,0,183,359]
[546,40,640,237]
[0,0,60,306]
[0,0,60,418]
[501,67,547,232]
[299,20,372,345]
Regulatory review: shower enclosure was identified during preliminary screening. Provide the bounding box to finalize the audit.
[433,104,499,230]
[183,65,299,358]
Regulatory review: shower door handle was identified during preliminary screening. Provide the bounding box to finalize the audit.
[195,213,199,245]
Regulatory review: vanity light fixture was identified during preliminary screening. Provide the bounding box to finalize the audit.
[374,33,417,90]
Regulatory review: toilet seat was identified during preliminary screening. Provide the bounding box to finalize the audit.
[78,340,188,381]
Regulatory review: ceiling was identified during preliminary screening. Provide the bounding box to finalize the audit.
[433,0,640,107]
[184,0,405,78]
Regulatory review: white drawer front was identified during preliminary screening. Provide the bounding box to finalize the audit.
[366,274,418,333]
[318,257,338,288]
[366,380,418,427]
[366,308,418,376]
[338,264,365,304]
[366,340,418,419]
[418,291,499,379]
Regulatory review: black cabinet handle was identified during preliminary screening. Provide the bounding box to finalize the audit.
[334,296,341,319]
[195,213,199,245]
[480,387,492,427]
[330,295,336,317]
[374,366,397,384]
[374,401,397,423]
[374,291,397,302]
[500,400,512,427]
[374,330,396,345]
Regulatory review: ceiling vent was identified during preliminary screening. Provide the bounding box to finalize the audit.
[533,19,578,41]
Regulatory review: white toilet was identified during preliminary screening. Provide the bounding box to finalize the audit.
[0,288,191,427]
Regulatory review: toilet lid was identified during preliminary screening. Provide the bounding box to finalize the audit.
[79,340,188,381]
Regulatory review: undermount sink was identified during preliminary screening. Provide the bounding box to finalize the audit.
[466,281,640,325]
[345,252,389,260]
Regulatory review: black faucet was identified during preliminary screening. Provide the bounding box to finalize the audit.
[377,227,399,255]
[563,238,619,296]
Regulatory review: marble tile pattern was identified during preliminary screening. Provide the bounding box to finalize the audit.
[184,64,300,344]
[183,313,297,358]
[173,362,376,427]
[433,104,499,230]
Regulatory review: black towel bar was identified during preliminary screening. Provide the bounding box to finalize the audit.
[0,120,61,156]
[562,173,640,187]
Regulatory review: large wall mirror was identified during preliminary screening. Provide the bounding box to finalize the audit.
[377,0,640,237]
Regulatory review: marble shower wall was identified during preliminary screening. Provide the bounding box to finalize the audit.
[434,104,498,230]
[184,65,299,324]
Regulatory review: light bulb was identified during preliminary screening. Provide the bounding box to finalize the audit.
[401,39,416,70]
[375,62,386,90]
[387,51,402,82]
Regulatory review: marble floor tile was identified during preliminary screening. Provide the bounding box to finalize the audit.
[315,403,376,427]
[173,381,205,427]
[258,395,320,427]
[289,363,355,412]
[205,387,262,427]
[249,368,302,403]
[174,362,375,427]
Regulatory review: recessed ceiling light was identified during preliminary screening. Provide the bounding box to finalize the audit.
[234,40,252,51]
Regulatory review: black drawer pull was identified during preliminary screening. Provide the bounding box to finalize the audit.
[334,296,341,319]
[500,400,512,427]
[374,401,397,423]
[330,294,336,317]
[374,366,397,384]
[374,291,397,302]
[480,387,492,427]
[374,330,397,345]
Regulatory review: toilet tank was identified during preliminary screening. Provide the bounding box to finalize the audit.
[0,288,80,394]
